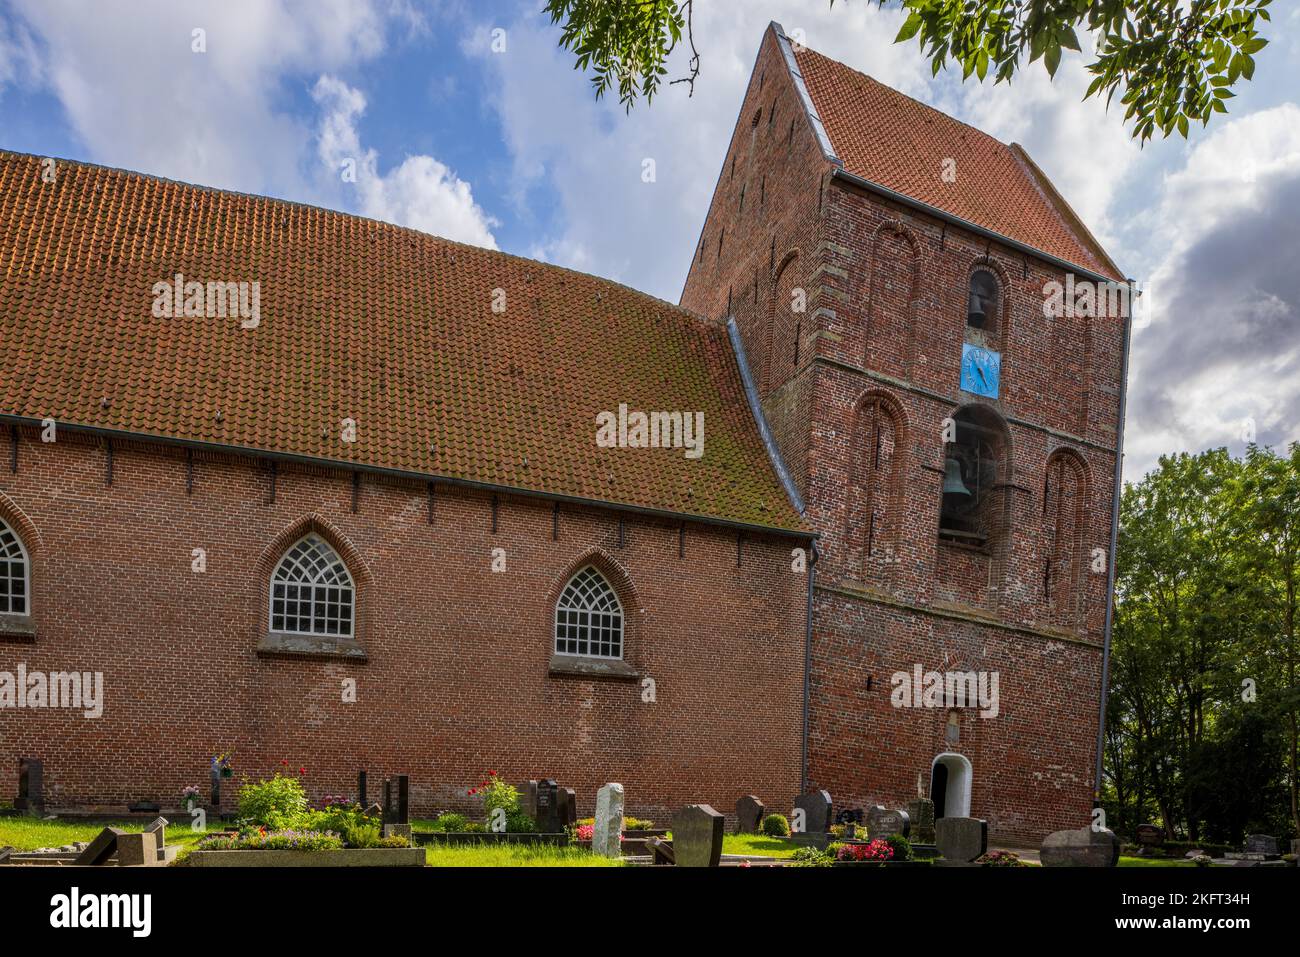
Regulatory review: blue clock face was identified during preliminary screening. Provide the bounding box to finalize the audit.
[960,343,1001,398]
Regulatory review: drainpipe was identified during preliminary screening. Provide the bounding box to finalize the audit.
[1093,290,1134,810]
[802,541,821,793]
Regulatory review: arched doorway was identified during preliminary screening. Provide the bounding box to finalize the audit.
[930,752,972,818]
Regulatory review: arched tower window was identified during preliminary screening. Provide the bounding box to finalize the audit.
[939,406,1010,547]
[555,566,624,659]
[269,534,355,636]
[967,269,998,332]
[0,518,30,615]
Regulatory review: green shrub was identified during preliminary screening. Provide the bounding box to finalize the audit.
[343,822,381,848]
[377,834,411,848]
[789,845,835,867]
[431,812,471,833]
[505,810,536,833]
[761,813,791,837]
[885,833,913,861]
[236,772,309,829]
[198,829,342,851]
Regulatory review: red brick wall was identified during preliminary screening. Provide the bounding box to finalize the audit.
[0,428,806,823]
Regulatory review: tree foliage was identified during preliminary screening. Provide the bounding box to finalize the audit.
[545,0,1272,141]
[1107,445,1299,843]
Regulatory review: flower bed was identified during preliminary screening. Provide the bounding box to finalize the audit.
[186,847,425,867]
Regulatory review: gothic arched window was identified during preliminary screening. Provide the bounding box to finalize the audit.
[554,566,623,659]
[939,406,1010,547]
[269,535,355,636]
[0,518,30,615]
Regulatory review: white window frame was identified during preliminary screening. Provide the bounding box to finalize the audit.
[554,565,624,660]
[268,534,355,638]
[0,518,30,616]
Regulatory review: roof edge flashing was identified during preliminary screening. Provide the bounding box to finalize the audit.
[725,316,807,516]
[770,21,842,168]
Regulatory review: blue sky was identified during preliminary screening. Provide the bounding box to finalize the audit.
[2,0,1299,479]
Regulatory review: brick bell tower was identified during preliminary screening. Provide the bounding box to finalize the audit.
[681,22,1129,841]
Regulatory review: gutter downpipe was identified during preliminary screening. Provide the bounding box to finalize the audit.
[802,541,820,793]
[1094,290,1134,810]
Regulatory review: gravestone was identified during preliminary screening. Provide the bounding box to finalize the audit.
[1244,834,1279,857]
[867,806,911,840]
[672,804,724,867]
[74,827,125,866]
[559,787,578,829]
[535,779,560,832]
[935,817,987,863]
[116,832,157,867]
[383,823,413,842]
[382,775,409,827]
[145,816,168,853]
[594,783,624,858]
[736,795,765,834]
[1040,826,1120,867]
[14,757,43,812]
[519,780,538,819]
[357,770,367,807]
[210,763,221,811]
[794,790,832,834]
[906,798,935,844]
[647,835,676,865]
[1135,824,1164,848]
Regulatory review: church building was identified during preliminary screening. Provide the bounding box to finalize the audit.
[0,22,1126,841]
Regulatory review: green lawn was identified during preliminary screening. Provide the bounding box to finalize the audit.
[1118,855,1195,867]
[0,816,218,853]
[721,833,799,858]
[423,843,621,867]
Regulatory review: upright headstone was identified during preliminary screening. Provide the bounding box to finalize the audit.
[1244,834,1279,857]
[672,804,724,867]
[535,779,560,832]
[794,790,833,835]
[357,770,368,808]
[593,783,625,858]
[519,780,538,819]
[1040,826,1120,867]
[15,757,44,812]
[382,775,410,827]
[210,761,221,811]
[935,817,988,863]
[559,787,578,829]
[735,795,765,834]
[906,798,935,844]
[145,816,168,853]
[867,806,911,840]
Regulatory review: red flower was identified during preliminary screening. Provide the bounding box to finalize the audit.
[489,770,497,776]
[468,788,477,795]
[299,767,306,775]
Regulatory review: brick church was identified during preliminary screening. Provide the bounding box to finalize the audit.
[0,23,1126,841]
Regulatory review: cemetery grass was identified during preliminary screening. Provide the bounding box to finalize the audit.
[0,817,219,852]
[1116,855,1194,867]
[721,834,799,858]
[422,843,622,866]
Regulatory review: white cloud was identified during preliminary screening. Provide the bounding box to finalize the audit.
[311,75,498,249]
[4,0,393,198]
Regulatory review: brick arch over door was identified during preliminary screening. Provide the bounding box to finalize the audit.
[764,250,802,395]
[545,547,642,665]
[864,222,922,376]
[845,390,908,581]
[251,513,374,646]
[1042,448,1089,624]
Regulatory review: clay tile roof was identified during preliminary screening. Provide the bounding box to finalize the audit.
[0,150,807,535]
[792,43,1123,281]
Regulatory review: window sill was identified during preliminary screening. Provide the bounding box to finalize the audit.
[548,654,639,680]
[256,632,368,662]
[0,614,36,643]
